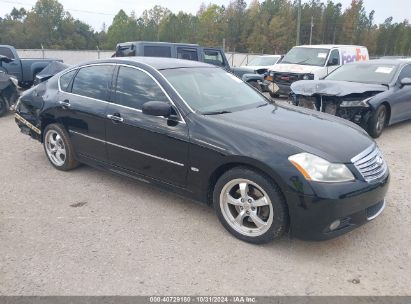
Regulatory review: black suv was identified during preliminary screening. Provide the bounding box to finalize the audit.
[114,41,231,70]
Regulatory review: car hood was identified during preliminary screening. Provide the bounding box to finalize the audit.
[291,80,388,96]
[240,65,272,70]
[196,103,374,163]
[269,63,323,74]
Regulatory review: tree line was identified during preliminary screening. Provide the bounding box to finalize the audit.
[1,0,411,56]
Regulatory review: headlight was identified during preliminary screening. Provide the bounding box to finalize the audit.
[302,74,314,80]
[340,97,371,107]
[289,153,355,182]
[10,76,18,87]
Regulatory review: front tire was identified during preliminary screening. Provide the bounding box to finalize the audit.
[213,167,288,244]
[43,124,79,171]
[0,96,7,117]
[368,104,387,138]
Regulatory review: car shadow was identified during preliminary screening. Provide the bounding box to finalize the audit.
[71,163,372,255]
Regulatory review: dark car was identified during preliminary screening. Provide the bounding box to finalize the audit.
[290,59,411,137]
[15,57,389,244]
[0,45,62,88]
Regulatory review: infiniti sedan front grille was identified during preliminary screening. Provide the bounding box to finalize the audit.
[351,145,388,182]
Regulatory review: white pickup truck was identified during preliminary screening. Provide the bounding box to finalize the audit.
[268,45,369,96]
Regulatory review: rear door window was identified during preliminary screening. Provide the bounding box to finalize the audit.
[59,69,76,92]
[144,46,172,58]
[177,47,198,61]
[204,49,225,67]
[114,66,169,110]
[72,65,114,101]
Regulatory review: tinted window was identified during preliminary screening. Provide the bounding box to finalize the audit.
[144,46,171,58]
[115,45,136,57]
[398,65,411,81]
[72,65,113,100]
[204,50,225,67]
[328,49,340,65]
[0,47,15,59]
[177,48,198,61]
[59,70,76,92]
[115,66,168,110]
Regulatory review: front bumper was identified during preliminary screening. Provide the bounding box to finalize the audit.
[285,173,390,241]
[274,83,292,95]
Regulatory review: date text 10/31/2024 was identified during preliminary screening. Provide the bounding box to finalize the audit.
[149,296,257,303]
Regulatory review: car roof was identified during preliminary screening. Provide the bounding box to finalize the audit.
[79,57,214,70]
[117,41,200,47]
[347,59,411,66]
[254,55,282,57]
[295,44,366,49]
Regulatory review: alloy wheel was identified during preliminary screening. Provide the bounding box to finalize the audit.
[45,130,66,166]
[219,178,274,237]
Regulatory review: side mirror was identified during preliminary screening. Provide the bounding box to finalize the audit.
[327,58,339,66]
[142,101,172,117]
[400,77,411,87]
[0,55,14,63]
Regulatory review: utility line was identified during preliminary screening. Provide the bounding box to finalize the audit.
[0,0,115,16]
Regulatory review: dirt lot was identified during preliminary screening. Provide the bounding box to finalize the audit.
[0,108,410,296]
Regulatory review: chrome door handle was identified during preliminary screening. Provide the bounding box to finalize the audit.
[58,100,70,107]
[107,114,124,122]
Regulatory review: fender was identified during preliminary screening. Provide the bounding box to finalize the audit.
[242,73,265,83]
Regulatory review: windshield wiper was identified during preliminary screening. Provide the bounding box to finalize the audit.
[281,58,310,65]
[203,110,232,115]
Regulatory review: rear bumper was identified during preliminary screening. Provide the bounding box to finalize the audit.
[285,174,390,241]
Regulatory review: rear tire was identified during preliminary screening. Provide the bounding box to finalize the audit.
[43,124,79,171]
[269,92,280,98]
[368,104,387,138]
[213,167,288,244]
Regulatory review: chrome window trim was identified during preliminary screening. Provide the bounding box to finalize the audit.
[142,62,197,113]
[194,139,227,152]
[116,64,186,123]
[57,62,186,124]
[69,130,185,167]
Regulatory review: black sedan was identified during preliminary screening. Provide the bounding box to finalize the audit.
[15,57,389,243]
[291,59,411,137]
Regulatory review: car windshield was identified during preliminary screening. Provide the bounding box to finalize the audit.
[281,47,329,66]
[247,56,279,66]
[325,63,398,84]
[161,67,267,114]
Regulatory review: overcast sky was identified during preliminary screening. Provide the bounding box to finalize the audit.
[1,0,409,31]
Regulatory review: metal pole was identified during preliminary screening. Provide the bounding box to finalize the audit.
[223,38,226,52]
[309,16,314,45]
[296,0,301,45]
[41,44,45,59]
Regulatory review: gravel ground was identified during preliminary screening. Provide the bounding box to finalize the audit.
[0,108,410,296]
